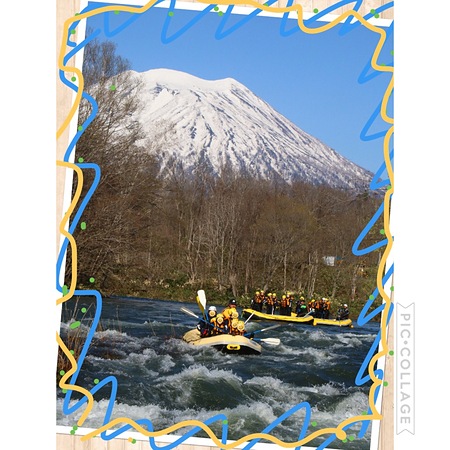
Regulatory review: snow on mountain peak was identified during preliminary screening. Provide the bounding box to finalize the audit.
[133,68,373,191]
[141,68,241,93]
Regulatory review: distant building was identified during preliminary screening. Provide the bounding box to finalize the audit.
[322,256,344,267]
[323,256,336,266]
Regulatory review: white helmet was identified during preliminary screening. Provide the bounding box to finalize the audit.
[344,304,348,308]
[208,306,217,312]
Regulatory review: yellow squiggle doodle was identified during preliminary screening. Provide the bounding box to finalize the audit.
[57,1,394,447]
[57,0,160,140]
[57,332,95,426]
[56,161,83,306]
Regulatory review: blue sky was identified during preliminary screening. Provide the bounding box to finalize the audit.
[84,1,394,174]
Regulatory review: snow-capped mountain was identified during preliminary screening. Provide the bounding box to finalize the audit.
[133,68,373,190]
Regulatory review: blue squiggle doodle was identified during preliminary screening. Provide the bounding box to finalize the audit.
[161,0,217,44]
[355,301,393,386]
[62,291,108,414]
[243,401,312,450]
[338,2,393,36]
[357,22,394,83]
[146,414,228,449]
[56,163,101,292]
[352,201,389,256]
[369,150,393,191]
[360,99,392,142]
[103,5,145,37]
[214,0,278,40]
[357,264,394,325]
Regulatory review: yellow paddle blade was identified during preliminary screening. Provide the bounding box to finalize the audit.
[197,290,207,315]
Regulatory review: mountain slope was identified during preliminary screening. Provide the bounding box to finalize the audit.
[133,68,373,190]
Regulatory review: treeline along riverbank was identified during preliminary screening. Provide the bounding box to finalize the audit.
[64,168,384,314]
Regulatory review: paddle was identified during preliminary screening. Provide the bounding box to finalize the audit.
[244,312,254,325]
[197,289,207,318]
[244,324,281,337]
[181,306,203,320]
[254,337,280,346]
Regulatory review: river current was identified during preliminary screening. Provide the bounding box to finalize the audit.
[56,295,382,450]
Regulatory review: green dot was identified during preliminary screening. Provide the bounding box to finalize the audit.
[70,29,76,35]
[81,307,87,313]
[342,438,347,443]
[311,421,317,426]
[70,321,81,329]
[80,222,87,230]
[369,295,374,300]
[73,425,78,431]
[375,13,380,18]
[389,350,394,355]
[222,420,228,425]
[214,6,219,10]
[131,439,137,444]
[348,436,355,441]
[110,85,116,91]
[313,8,319,13]
[218,11,223,16]
[168,11,174,16]
[390,286,394,291]
[60,370,66,376]
[370,9,376,14]
[383,381,388,386]
[62,285,69,295]
[390,50,394,56]
[94,378,100,384]
[62,388,67,393]
[114,10,120,14]
[78,157,84,163]
[71,76,76,82]
[89,277,95,283]
[78,125,83,131]
[380,229,385,235]
[362,411,367,415]
[70,430,76,435]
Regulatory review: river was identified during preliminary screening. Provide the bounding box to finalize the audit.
[56,295,382,450]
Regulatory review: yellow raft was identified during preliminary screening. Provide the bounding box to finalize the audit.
[241,308,314,324]
[242,308,353,328]
[182,329,262,355]
[313,318,353,328]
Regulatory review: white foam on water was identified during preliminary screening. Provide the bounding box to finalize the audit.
[310,390,372,430]
[299,381,343,397]
[177,364,243,380]
[56,384,371,446]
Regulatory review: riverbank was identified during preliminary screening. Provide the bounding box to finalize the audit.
[80,287,384,323]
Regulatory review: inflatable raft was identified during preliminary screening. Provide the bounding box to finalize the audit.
[241,308,314,324]
[313,318,353,328]
[242,309,353,328]
[182,329,262,355]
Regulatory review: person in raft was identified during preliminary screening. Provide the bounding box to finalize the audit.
[252,291,264,312]
[296,299,308,317]
[336,304,350,320]
[197,305,218,337]
[230,318,247,336]
[222,299,239,332]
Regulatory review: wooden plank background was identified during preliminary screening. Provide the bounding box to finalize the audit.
[56,1,394,448]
